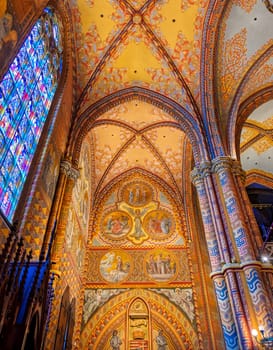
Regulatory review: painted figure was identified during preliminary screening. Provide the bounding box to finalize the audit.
[110,329,122,350]
[156,329,167,350]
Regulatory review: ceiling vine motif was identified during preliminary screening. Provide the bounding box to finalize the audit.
[71,0,207,117]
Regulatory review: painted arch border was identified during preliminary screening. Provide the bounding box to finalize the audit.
[80,289,199,350]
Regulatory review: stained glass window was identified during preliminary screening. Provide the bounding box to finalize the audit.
[0,8,63,222]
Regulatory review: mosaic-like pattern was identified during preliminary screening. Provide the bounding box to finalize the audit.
[0,7,63,221]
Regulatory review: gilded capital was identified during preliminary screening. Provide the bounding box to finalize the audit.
[211,156,233,174]
[191,167,203,185]
[60,159,71,175]
[69,166,80,180]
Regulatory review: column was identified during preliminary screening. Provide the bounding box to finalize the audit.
[50,160,79,276]
[191,166,240,349]
[212,157,273,340]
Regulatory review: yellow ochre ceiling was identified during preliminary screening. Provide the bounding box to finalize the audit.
[71,0,273,200]
[87,99,187,201]
[72,0,207,115]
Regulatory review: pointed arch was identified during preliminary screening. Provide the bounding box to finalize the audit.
[0,3,71,223]
[67,87,209,167]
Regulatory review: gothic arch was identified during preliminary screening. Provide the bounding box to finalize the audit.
[81,289,199,350]
[67,87,210,167]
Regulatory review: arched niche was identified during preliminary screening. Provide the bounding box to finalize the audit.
[80,289,199,350]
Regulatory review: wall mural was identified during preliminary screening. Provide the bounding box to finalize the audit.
[102,210,132,239]
[0,1,17,54]
[145,250,177,283]
[100,250,131,283]
[86,248,190,285]
[97,179,179,246]
[82,177,195,349]
[82,288,128,326]
[42,144,59,200]
[65,140,91,268]
[149,288,195,323]
[81,289,199,350]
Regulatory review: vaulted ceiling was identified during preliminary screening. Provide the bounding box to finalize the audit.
[68,0,273,200]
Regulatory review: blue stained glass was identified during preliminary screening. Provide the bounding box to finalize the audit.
[8,93,22,116]
[23,67,35,87]
[0,172,5,194]
[0,7,63,221]
[0,129,4,146]
[25,36,35,57]
[36,40,47,61]
[2,151,14,174]
[0,109,15,139]
[10,57,22,81]
[1,72,14,98]
[17,46,29,72]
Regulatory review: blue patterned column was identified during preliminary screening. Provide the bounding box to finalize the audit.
[212,274,240,349]
[212,157,273,340]
[192,166,239,349]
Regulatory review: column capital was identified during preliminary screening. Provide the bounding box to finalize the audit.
[232,161,246,182]
[211,156,234,174]
[191,161,212,185]
[191,167,203,185]
[69,166,80,181]
[60,159,80,180]
[60,159,71,175]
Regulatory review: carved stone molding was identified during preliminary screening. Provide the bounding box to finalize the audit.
[191,161,212,185]
[60,159,71,175]
[211,156,233,174]
[60,159,79,180]
[69,166,80,181]
[232,161,246,183]
[190,167,203,186]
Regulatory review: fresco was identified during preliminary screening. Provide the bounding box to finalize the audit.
[145,250,177,283]
[0,1,17,53]
[121,181,153,207]
[82,288,127,326]
[100,250,132,283]
[42,144,59,200]
[150,288,195,323]
[143,209,175,239]
[87,249,190,284]
[101,210,132,239]
[98,179,182,246]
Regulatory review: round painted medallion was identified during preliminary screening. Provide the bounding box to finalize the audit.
[143,209,175,240]
[144,250,177,283]
[121,181,153,207]
[101,210,132,240]
[100,250,131,283]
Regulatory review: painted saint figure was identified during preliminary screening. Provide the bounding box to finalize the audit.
[156,329,167,350]
[110,329,122,350]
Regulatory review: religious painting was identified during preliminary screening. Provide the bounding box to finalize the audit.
[143,209,175,239]
[101,210,132,239]
[121,181,153,207]
[82,288,127,326]
[145,250,177,283]
[0,1,17,58]
[149,288,195,322]
[100,250,132,283]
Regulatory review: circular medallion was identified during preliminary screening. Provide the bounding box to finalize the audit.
[100,250,131,283]
[144,250,177,283]
[121,181,153,207]
[101,210,132,240]
[143,209,175,240]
